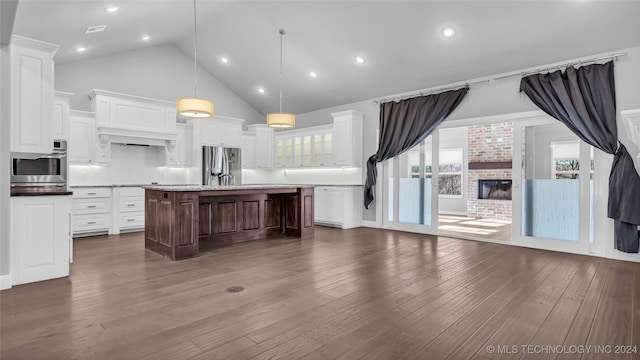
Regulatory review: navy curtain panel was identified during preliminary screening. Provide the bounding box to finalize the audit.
[520,61,640,253]
[363,87,468,209]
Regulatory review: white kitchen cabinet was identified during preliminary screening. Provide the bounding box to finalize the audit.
[167,123,193,167]
[275,125,332,168]
[72,187,111,236]
[11,195,71,285]
[314,186,362,229]
[242,133,256,169]
[201,116,244,148]
[10,35,58,154]
[112,187,145,234]
[68,110,110,164]
[332,110,363,166]
[89,89,177,134]
[241,125,275,169]
[52,91,73,140]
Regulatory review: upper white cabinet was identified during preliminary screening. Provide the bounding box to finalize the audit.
[275,125,333,168]
[69,110,109,164]
[331,110,363,166]
[242,133,257,169]
[11,195,71,285]
[166,122,193,167]
[10,35,58,154]
[250,124,275,168]
[89,89,178,144]
[201,116,244,148]
[270,110,362,169]
[52,91,73,140]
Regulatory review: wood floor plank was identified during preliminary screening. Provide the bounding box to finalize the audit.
[1,227,637,360]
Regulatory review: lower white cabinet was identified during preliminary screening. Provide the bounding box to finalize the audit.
[314,186,362,229]
[11,195,71,285]
[72,187,111,236]
[113,187,145,233]
[71,186,146,236]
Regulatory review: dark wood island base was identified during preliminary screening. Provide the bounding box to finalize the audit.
[145,186,314,260]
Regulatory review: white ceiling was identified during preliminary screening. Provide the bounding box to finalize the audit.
[13,0,640,115]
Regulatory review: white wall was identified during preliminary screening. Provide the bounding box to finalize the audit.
[54,44,264,126]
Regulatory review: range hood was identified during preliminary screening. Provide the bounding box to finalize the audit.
[97,126,177,147]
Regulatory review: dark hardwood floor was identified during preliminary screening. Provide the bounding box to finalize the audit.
[1,227,639,360]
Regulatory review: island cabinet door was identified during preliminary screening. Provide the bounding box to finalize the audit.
[284,188,314,238]
[145,190,199,261]
[173,192,199,260]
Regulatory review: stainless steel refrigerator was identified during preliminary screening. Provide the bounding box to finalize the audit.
[202,146,241,186]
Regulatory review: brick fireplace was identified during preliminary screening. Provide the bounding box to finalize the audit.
[467,122,513,221]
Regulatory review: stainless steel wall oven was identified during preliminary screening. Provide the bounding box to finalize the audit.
[11,140,67,187]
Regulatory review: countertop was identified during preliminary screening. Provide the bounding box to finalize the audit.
[143,184,315,192]
[11,187,73,196]
[69,184,198,188]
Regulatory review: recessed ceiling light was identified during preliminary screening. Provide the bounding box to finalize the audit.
[441,26,457,38]
[141,35,151,41]
[353,55,367,65]
[75,46,87,53]
[220,57,229,64]
[105,5,120,13]
[257,87,266,94]
[309,71,318,78]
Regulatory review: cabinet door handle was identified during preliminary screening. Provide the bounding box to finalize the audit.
[127,203,135,207]
[127,218,135,222]
[87,221,96,225]
[87,205,97,208]
[87,192,97,195]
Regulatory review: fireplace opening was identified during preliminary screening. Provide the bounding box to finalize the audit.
[478,179,512,200]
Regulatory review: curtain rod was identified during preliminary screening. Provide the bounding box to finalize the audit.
[373,51,628,105]
[374,79,488,104]
[493,52,628,81]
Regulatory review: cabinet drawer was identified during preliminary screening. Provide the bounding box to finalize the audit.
[73,213,110,233]
[73,198,111,214]
[72,188,111,198]
[118,187,144,197]
[119,212,144,228]
[119,197,144,212]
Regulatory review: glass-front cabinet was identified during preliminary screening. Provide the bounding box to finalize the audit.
[275,125,333,167]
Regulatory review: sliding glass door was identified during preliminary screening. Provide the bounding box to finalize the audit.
[383,131,439,234]
[512,119,593,254]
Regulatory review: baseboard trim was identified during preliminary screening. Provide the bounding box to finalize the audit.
[360,220,382,228]
[0,274,12,290]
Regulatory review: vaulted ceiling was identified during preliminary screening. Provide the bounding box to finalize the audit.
[13,1,640,115]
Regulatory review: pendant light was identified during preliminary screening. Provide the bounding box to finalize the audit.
[266,29,295,128]
[177,0,213,118]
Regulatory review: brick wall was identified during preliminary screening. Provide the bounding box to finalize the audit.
[467,122,513,221]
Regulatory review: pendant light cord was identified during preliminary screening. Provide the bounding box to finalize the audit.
[279,29,285,113]
[193,0,198,98]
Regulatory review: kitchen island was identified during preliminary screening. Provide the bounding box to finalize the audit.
[144,185,314,260]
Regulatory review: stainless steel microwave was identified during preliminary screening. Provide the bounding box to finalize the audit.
[11,140,67,187]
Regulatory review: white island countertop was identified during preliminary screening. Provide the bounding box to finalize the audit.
[142,184,316,192]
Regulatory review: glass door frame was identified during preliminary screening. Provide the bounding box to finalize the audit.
[382,130,439,235]
[512,117,592,255]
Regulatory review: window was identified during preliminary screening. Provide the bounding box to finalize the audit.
[424,148,463,197]
[550,141,593,179]
[554,158,579,179]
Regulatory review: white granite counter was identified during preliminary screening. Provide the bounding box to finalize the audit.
[143,184,315,192]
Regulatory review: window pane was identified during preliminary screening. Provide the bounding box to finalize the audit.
[555,159,579,171]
